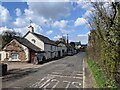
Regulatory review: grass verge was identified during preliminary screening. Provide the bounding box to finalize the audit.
[87,59,117,88]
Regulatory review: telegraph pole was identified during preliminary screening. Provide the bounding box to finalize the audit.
[67,34,69,45]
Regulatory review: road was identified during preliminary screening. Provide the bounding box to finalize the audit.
[2,52,85,89]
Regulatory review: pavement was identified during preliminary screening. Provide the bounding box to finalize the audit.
[2,52,93,89]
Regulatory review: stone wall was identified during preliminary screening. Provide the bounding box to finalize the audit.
[3,40,27,61]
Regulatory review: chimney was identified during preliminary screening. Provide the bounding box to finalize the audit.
[28,25,34,33]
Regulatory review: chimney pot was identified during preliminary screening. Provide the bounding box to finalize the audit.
[28,25,34,33]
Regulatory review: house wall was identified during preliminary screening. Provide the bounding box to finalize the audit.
[44,44,51,59]
[44,44,57,59]
[57,46,67,57]
[3,40,29,62]
[0,51,6,61]
[25,33,44,50]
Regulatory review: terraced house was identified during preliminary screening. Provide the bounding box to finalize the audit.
[0,25,67,63]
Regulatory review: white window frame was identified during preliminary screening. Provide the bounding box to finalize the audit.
[11,53,19,61]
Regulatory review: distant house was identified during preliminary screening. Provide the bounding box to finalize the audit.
[74,42,81,49]
[1,25,67,63]
[81,44,87,49]
[57,42,67,57]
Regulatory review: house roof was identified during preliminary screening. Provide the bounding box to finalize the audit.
[74,42,81,45]
[15,37,42,52]
[33,33,56,46]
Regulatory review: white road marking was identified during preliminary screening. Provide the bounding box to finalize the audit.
[51,79,59,88]
[83,59,85,88]
[52,72,62,74]
[39,79,51,88]
[30,76,54,88]
[72,82,81,88]
[43,82,51,89]
[30,69,83,88]
[48,74,83,79]
[63,81,71,88]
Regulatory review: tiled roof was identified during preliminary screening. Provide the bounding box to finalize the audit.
[33,33,56,46]
[15,37,42,52]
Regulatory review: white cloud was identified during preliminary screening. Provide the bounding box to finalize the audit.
[83,10,93,18]
[13,8,47,28]
[46,30,53,35]
[26,2,70,19]
[52,20,68,29]
[53,35,61,40]
[15,8,22,16]
[0,5,11,23]
[13,17,28,28]
[31,23,43,33]
[76,32,90,44]
[74,18,87,26]
[13,27,28,36]
[60,28,75,34]
[77,34,88,37]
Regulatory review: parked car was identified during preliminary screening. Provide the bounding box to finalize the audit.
[67,51,73,56]
[34,53,45,64]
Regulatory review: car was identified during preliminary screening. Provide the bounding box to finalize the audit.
[34,54,45,64]
[67,52,73,56]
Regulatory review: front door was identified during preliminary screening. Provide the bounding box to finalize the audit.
[30,51,35,63]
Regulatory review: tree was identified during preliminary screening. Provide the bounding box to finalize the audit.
[1,30,22,46]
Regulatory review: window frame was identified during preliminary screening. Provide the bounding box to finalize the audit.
[11,53,18,60]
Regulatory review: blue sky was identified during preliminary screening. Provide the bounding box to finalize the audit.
[0,1,93,44]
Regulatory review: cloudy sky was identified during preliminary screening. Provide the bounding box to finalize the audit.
[0,0,95,44]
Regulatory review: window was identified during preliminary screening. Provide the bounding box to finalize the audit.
[11,53,18,59]
[32,39,36,43]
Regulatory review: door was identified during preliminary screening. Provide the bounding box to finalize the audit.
[30,51,35,63]
[58,51,61,58]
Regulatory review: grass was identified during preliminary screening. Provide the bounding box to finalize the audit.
[87,59,117,89]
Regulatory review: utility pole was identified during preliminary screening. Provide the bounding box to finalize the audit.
[67,34,69,45]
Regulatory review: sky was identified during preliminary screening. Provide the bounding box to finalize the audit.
[0,0,95,44]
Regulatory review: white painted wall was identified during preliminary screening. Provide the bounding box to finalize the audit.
[0,51,6,61]
[44,44,51,59]
[25,33,44,50]
[57,46,67,56]
[44,44,57,59]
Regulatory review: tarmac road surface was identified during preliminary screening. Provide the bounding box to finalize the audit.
[2,52,85,89]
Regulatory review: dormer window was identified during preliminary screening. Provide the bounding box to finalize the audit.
[32,39,36,43]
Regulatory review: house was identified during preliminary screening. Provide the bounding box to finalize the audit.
[74,42,81,49]
[57,42,67,57]
[1,25,67,63]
